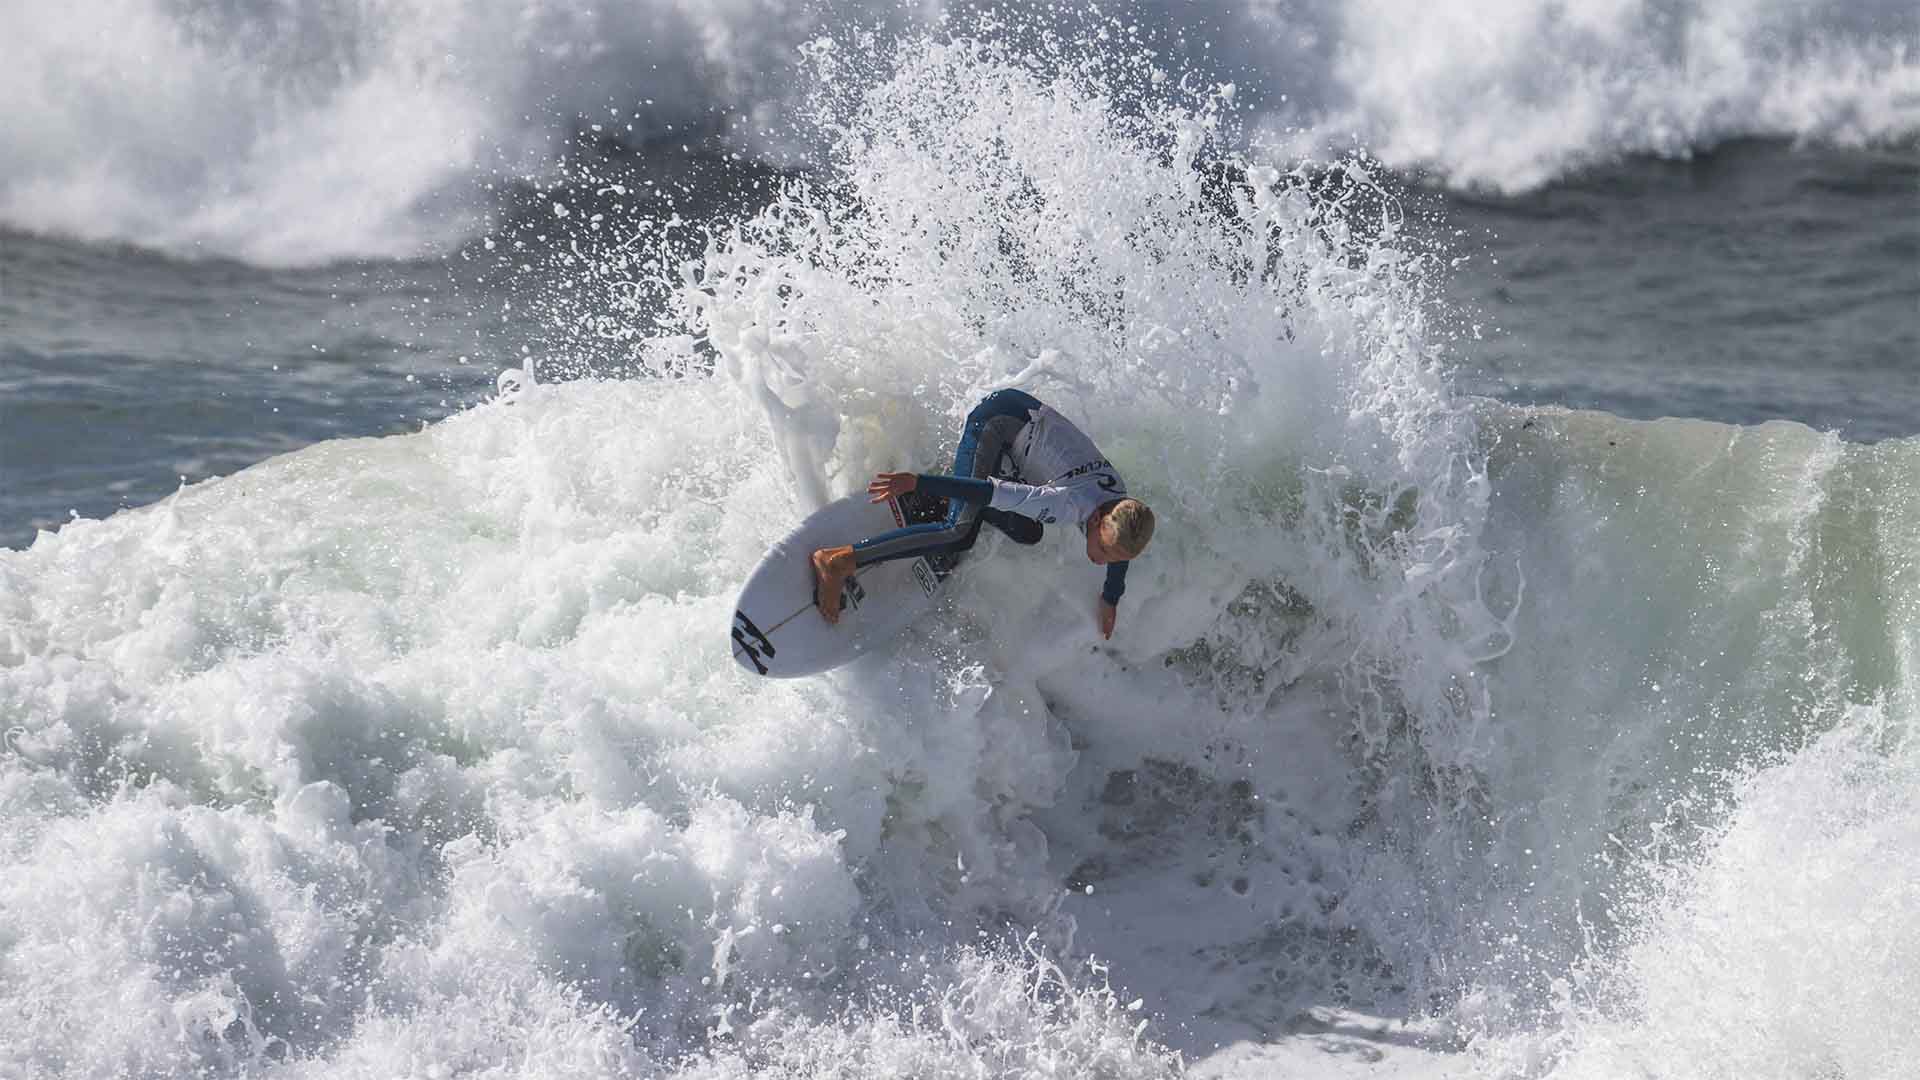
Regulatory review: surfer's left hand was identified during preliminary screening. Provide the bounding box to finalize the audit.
[1097,599,1117,639]
[868,472,918,502]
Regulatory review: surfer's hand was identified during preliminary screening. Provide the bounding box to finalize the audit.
[869,472,918,502]
[1098,599,1117,639]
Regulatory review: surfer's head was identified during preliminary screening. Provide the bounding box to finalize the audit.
[1087,498,1155,565]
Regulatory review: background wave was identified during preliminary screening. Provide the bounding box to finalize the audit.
[4,0,1915,265]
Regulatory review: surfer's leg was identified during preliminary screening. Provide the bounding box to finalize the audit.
[954,390,1043,545]
[980,507,1044,545]
[848,389,1040,569]
[850,513,984,567]
[950,388,1041,484]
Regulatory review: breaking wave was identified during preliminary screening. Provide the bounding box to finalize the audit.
[3,0,1914,263]
[3,30,1915,1078]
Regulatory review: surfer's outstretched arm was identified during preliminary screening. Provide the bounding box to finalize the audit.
[866,471,992,507]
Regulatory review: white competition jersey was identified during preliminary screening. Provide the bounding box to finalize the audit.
[986,405,1127,528]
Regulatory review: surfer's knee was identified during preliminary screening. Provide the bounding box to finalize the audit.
[982,507,1043,546]
[970,387,1042,424]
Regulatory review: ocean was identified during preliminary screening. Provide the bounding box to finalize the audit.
[2,3,1916,1078]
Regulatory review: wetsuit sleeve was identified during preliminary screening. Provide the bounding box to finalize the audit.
[986,479,1080,525]
[914,473,993,507]
[1102,561,1129,606]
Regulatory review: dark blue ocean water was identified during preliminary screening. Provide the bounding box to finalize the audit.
[4,141,1914,550]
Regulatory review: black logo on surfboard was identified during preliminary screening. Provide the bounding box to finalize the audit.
[731,610,776,675]
[912,558,940,598]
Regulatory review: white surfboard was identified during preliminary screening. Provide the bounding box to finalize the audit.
[729,492,954,677]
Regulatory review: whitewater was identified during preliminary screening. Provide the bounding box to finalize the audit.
[3,0,1916,264]
[4,18,1919,1080]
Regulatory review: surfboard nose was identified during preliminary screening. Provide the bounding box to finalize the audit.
[731,610,776,675]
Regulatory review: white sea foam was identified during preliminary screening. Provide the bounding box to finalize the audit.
[3,1,1914,263]
[1496,705,1920,1079]
[2,31,1916,1079]
[1262,0,1920,191]
[0,0,886,264]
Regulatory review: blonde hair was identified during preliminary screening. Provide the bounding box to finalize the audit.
[1105,499,1155,558]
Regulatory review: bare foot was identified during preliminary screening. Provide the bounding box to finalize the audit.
[812,546,855,623]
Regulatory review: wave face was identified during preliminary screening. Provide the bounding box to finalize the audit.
[3,33,1916,1078]
[4,1,1915,263]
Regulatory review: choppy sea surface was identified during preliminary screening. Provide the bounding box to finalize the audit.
[3,4,1917,1078]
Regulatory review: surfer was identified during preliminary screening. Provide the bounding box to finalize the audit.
[811,388,1155,639]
